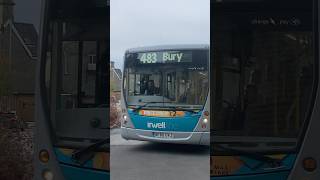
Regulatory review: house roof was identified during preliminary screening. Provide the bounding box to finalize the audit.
[4,21,38,59]
[13,22,38,58]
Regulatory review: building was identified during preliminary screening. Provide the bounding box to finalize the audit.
[0,0,38,122]
[110,61,122,92]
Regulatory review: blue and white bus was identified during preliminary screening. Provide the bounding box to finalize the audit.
[121,45,210,145]
[211,0,320,179]
[33,0,109,179]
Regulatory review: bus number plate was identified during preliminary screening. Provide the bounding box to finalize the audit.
[153,132,174,139]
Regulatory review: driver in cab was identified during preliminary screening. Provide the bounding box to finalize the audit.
[146,80,157,95]
[141,79,158,95]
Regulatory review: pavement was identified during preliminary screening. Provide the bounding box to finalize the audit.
[111,128,210,180]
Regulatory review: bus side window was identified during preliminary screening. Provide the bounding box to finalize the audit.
[123,75,127,97]
[60,41,79,109]
[134,74,140,95]
[128,73,135,96]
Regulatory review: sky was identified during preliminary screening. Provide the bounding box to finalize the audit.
[11,0,210,69]
[111,0,210,69]
[14,0,42,31]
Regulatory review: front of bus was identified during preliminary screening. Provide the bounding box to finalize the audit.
[211,0,316,179]
[34,0,109,179]
[121,45,210,145]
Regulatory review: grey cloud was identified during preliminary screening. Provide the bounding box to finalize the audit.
[14,0,42,31]
[111,0,210,69]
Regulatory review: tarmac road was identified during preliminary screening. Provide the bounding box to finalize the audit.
[111,128,210,180]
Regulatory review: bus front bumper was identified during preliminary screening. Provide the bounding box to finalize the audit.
[121,127,209,145]
[211,170,291,180]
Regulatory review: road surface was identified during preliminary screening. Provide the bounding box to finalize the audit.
[111,128,210,180]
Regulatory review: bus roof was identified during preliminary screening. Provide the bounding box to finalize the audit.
[125,44,209,53]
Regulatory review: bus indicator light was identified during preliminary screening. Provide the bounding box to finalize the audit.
[204,111,209,116]
[39,149,50,163]
[202,124,207,129]
[303,157,317,172]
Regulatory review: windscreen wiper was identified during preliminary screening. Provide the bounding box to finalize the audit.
[71,138,109,165]
[213,143,285,170]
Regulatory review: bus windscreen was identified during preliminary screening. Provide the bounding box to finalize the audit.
[123,50,209,109]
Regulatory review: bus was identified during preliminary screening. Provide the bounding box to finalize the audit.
[211,0,319,179]
[33,0,109,179]
[120,45,210,145]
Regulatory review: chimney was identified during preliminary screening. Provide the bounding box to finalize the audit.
[0,0,15,27]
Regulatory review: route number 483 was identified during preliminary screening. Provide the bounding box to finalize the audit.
[140,53,157,63]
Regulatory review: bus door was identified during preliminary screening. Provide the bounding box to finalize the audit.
[34,0,109,179]
[212,0,317,179]
[288,1,320,179]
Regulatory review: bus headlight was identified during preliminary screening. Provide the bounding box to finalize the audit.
[122,113,134,128]
[39,149,50,163]
[123,114,128,125]
[203,118,208,124]
[201,118,208,129]
[42,169,54,180]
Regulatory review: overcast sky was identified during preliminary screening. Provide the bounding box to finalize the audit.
[111,0,210,69]
[14,0,42,31]
[12,0,210,69]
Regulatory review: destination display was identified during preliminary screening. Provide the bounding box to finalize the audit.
[137,51,193,64]
[245,13,312,30]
